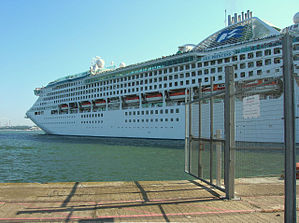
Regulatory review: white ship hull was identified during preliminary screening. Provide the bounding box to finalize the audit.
[29,105,186,139]
[28,90,299,143]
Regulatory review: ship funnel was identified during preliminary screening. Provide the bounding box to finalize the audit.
[228,15,232,26]
[227,10,253,26]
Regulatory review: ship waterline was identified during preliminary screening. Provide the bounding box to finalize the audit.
[26,11,299,141]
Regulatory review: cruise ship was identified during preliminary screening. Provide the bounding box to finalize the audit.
[26,11,299,142]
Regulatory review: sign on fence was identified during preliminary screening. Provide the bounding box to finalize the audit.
[242,95,260,119]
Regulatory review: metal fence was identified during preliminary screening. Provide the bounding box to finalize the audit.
[185,70,290,194]
[185,32,298,222]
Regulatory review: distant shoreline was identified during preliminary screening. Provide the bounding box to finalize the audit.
[0,126,41,131]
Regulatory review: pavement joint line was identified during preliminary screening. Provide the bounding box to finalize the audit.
[0,209,257,221]
[237,194,285,198]
[0,197,218,206]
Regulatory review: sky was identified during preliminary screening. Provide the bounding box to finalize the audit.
[0,0,297,126]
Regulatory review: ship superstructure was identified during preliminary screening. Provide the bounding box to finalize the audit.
[26,11,299,141]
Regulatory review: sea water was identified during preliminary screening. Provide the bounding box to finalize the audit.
[0,130,192,183]
[0,130,295,183]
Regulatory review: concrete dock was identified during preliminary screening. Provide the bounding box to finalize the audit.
[0,178,297,222]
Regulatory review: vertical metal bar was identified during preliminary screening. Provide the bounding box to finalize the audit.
[198,84,203,178]
[188,94,192,174]
[282,32,296,223]
[184,101,189,173]
[216,129,222,186]
[224,66,235,200]
[210,78,214,184]
[120,96,123,109]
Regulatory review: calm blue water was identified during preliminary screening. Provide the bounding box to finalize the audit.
[0,130,192,183]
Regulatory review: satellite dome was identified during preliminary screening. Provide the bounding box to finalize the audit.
[178,44,196,53]
[119,62,126,68]
[95,57,105,68]
[294,12,299,24]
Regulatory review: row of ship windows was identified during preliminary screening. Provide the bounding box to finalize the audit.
[78,109,180,118]
[80,118,180,124]
[47,49,282,97]
[125,108,180,116]
[82,126,176,129]
[45,59,281,102]
[44,115,76,119]
[52,81,83,90]
[81,113,104,118]
[125,118,180,123]
[51,68,280,104]
[42,121,76,125]
[81,120,104,124]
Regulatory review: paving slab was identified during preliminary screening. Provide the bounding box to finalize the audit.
[0,178,297,222]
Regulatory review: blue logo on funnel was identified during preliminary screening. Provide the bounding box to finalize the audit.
[216,26,245,43]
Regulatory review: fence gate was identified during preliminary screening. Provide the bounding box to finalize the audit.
[185,67,235,198]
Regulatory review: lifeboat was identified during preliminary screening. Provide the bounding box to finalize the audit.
[94,99,106,106]
[242,79,263,88]
[236,78,282,98]
[145,93,163,102]
[169,90,189,100]
[239,79,280,91]
[81,101,91,108]
[201,84,225,92]
[215,84,225,91]
[125,96,139,104]
[60,104,68,109]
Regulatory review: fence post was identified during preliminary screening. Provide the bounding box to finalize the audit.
[216,129,222,187]
[210,78,214,184]
[188,92,192,174]
[185,102,190,173]
[198,84,203,177]
[282,32,296,223]
[224,66,235,200]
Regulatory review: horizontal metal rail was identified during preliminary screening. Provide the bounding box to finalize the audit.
[187,90,225,104]
[190,137,225,143]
